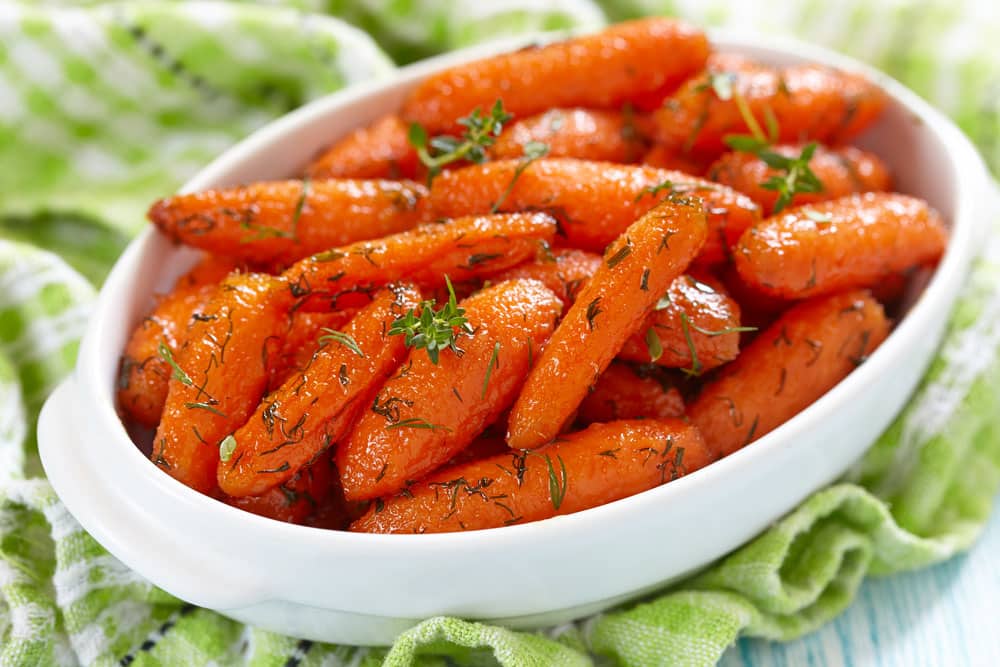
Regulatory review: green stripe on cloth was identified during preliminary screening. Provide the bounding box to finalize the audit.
[1,1,999,666]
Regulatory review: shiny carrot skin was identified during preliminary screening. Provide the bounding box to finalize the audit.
[306,115,420,180]
[118,257,238,427]
[401,18,708,133]
[642,144,713,175]
[495,248,602,306]
[226,454,335,524]
[263,309,359,393]
[689,290,889,457]
[428,159,758,263]
[219,285,421,497]
[338,279,563,501]
[152,273,292,495]
[493,109,646,163]
[619,273,743,371]
[351,419,713,533]
[507,196,707,449]
[148,179,428,265]
[653,61,887,154]
[708,144,892,212]
[734,193,947,299]
[578,363,685,424]
[280,212,557,311]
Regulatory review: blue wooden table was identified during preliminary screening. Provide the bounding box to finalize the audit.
[722,495,1000,666]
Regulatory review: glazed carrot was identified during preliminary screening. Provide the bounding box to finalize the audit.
[492,109,646,163]
[428,159,758,263]
[226,454,335,524]
[446,430,510,466]
[653,61,888,154]
[708,144,892,212]
[263,309,359,392]
[619,273,743,371]
[495,248,602,306]
[118,256,238,427]
[689,290,889,456]
[148,179,428,265]
[338,279,563,501]
[578,363,685,424]
[351,418,713,533]
[718,263,790,332]
[642,144,713,175]
[734,193,947,299]
[507,196,707,449]
[152,273,292,494]
[281,212,557,311]
[306,115,420,180]
[219,284,422,497]
[401,18,708,133]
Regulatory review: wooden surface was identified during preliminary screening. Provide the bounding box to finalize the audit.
[722,495,1000,666]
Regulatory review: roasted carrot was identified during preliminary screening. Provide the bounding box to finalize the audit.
[619,273,743,371]
[578,363,685,424]
[219,284,422,497]
[263,309,359,392]
[226,454,335,524]
[118,256,238,427]
[427,159,758,263]
[492,109,646,163]
[495,248,602,306]
[152,273,292,494]
[734,193,947,299]
[708,144,892,212]
[338,279,563,501]
[718,262,790,332]
[306,115,420,180]
[689,290,889,456]
[642,144,714,175]
[351,418,713,533]
[149,179,428,265]
[280,212,557,311]
[507,196,707,449]
[401,18,708,133]
[653,61,888,154]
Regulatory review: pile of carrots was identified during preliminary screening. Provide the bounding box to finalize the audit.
[117,18,947,533]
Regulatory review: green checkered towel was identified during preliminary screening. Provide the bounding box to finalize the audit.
[2,1,999,665]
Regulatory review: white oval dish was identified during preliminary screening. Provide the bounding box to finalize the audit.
[39,29,989,646]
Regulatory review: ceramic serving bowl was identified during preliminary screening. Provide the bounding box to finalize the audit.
[38,28,989,646]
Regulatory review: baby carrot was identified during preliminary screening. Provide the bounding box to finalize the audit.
[263,309,359,393]
[641,144,713,175]
[226,454,335,524]
[306,115,420,180]
[117,256,238,427]
[495,248,602,306]
[507,196,707,449]
[281,212,557,311]
[152,273,292,495]
[734,193,947,299]
[492,109,646,163]
[401,18,708,133]
[427,158,758,263]
[148,179,428,265]
[578,363,685,424]
[618,273,743,371]
[351,418,713,533]
[338,278,563,501]
[708,144,891,212]
[219,284,422,497]
[653,61,888,154]
[689,290,889,457]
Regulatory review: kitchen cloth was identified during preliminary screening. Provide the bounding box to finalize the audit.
[1,1,999,665]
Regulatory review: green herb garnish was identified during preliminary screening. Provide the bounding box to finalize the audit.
[491,140,549,213]
[543,453,568,510]
[385,418,453,432]
[318,328,365,358]
[408,100,512,182]
[158,342,192,386]
[644,327,663,362]
[482,341,500,399]
[387,276,473,364]
[219,434,237,463]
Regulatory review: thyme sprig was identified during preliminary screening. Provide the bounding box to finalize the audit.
[709,70,824,214]
[387,276,473,364]
[408,100,512,182]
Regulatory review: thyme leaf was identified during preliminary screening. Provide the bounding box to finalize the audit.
[408,99,512,183]
[387,275,472,364]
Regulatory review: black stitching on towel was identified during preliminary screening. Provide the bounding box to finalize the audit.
[118,604,195,665]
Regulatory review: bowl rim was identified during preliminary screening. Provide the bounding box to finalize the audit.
[74,27,989,556]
